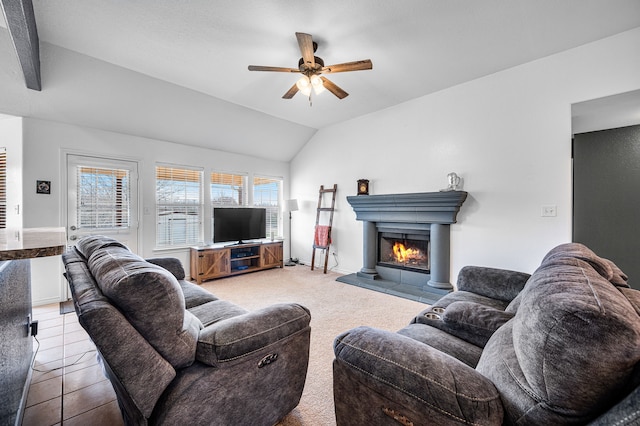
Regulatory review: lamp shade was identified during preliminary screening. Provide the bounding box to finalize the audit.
[285,199,299,212]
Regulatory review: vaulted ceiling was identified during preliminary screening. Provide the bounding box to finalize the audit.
[2,1,640,161]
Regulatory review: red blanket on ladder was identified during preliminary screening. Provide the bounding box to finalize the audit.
[314,225,331,247]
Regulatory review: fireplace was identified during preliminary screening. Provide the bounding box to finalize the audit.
[378,232,430,273]
[337,191,467,304]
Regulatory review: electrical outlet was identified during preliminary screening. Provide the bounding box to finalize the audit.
[541,205,557,217]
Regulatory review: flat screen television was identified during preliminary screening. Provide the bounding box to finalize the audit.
[213,207,267,245]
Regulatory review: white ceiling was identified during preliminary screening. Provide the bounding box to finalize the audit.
[2,1,640,158]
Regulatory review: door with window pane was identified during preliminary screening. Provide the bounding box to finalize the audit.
[67,155,138,252]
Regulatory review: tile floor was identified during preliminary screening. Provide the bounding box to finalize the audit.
[22,303,124,426]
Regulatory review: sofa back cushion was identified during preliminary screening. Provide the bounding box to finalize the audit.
[76,235,129,259]
[477,243,640,424]
[87,245,200,369]
[63,249,176,418]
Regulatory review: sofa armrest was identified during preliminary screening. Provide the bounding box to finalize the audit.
[333,326,503,426]
[145,257,186,280]
[196,303,310,367]
[440,301,514,347]
[457,266,531,302]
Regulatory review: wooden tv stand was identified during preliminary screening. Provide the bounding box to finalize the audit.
[190,240,283,284]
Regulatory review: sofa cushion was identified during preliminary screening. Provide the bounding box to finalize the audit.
[145,257,186,280]
[398,322,483,368]
[439,301,514,348]
[414,302,513,349]
[335,326,504,425]
[179,281,219,309]
[477,244,640,424]
[541,242,627,287]
[76,235,129,259]
[188,300,248,327]
[63,250,109,308]
[456,265,531,303]
[76,299,177,418]
[196,303,310,367]
[606,258,629,287]
[88,246,199,369]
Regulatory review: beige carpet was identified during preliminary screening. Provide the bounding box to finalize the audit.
[199,264,427,426]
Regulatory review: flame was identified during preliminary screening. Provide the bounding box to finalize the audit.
[392,242,421,263]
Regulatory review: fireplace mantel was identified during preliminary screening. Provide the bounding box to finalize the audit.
[338,191,468,303]
[345,191,467,224]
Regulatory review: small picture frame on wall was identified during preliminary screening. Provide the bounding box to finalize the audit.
[36,180,51,194]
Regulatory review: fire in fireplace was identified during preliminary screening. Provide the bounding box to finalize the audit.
[378,232,430,273]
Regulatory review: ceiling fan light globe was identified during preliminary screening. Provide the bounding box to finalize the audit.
[311,75,325,95]
[296,76,312,96]
[300,86,312,96]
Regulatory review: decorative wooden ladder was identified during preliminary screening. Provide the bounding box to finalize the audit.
[311,184,337,273]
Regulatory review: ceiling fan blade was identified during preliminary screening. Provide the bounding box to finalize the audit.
[322,59,373,73]
[296,32,315,69]
[248,65,300,73]
[282,83,299,99]
[320,77,348,99]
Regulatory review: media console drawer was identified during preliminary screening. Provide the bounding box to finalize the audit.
[190,241,283,284]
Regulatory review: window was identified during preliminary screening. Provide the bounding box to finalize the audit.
[0,148,5,229]
[253,176,282,238]
[156,165,203,247]
[211,172,248,237]
[211,172,248,207]
[77,166,130,229]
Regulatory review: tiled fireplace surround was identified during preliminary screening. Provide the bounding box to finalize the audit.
[337,191,468,304]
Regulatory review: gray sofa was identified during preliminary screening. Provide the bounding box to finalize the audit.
[62,235,311,426]
[333,243,640,425]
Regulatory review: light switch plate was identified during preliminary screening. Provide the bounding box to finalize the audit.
[541,205,557,217]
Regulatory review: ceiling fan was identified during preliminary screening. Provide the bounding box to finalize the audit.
[248,32,373,101]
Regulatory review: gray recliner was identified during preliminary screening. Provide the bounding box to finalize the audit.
[62,235,311,425]
[333,243,640,425]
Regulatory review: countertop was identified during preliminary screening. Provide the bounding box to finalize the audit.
[0,227,67,260]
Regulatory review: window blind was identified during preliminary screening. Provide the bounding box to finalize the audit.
[211,172,248,206]
[156,165,203,247]
[253,176,282,238]
[77,166,130,229]
[0,149,6,229]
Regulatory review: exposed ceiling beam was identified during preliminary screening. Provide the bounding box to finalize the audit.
[0,0,41,91]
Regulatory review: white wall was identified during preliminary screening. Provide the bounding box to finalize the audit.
[21,118,290,305]
[290,27,640,284]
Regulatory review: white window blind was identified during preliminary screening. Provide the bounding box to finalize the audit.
[211,172,248,206]
[156,165,203,247]
[77,166,130,229]
[0,148,5,229]
[253,176,282,238]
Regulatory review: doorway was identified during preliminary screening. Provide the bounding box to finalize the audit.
[573,125,640,290]
[66,154,139,252]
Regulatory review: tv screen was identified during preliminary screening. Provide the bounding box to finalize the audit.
[213,207,267,244]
